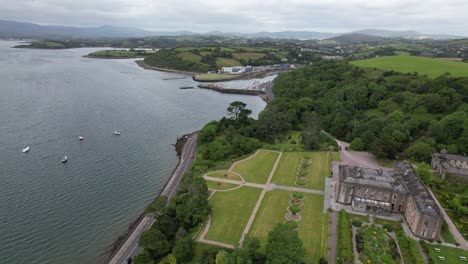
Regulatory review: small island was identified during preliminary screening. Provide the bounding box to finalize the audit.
[85,49,158,59]
[14,41,68,49]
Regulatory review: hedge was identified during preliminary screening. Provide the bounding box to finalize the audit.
[395,228,424,264]
[336,210,354,264]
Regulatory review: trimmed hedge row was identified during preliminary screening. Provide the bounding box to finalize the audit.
[337,210,354,264]
[395,228,425,264]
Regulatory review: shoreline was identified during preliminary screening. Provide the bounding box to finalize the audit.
[135,60,198,76]
[83,55,146,59]
[106,131,199,264]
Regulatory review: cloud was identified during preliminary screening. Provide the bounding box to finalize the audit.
[0,0,466,35]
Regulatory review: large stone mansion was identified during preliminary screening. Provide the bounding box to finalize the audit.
[335,161,443,240]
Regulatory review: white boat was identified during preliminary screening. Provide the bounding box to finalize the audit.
[22,146,30,153]
[61,155,68,163]
[79,136,84,140]
[113,131,121,135]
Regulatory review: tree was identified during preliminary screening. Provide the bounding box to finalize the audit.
[265,224,305,264]
[159,254,177,264]
[302,112,321,150]
[172,235,194,262]
[227,101,252,120]
[144,195,167,215]
[216,250,231,264]
[404,141,433,162]
[133,249,155,264]
[139,227,170,258]
[200,122,218,143]
[350,138,366,151]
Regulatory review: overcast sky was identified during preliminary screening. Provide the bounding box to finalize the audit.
[1,0,467,35]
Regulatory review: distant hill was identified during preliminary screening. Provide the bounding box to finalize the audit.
[0,19,156,38]
[0,19,465,40]
[327,33,388,43]
[354,29,464,40]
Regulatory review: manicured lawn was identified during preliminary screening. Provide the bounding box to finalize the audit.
[349,213,370,223]
[206,171,243,181]
[299,193,329,262]
[231,150,279,184]
[426,244,467,264]
[440,222,457,244]
[374,217,400,227]
[206,181,239,191]
[232,52,266,60]
[205,186,262,245]
[249,190,328,262]
[216,57,242,67]
[271,152,333,190]
[351,55,468,78]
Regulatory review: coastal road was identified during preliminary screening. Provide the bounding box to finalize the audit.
[108,133,199,264]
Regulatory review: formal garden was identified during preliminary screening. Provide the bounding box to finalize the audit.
[249,190,328,263]
[205,186,262,245]
[272,151,339,190]
[356,225,400,264]
[200,149,331,263]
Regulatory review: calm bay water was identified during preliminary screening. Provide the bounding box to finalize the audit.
[0,41,266,264]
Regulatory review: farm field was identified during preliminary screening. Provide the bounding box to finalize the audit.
[176,51,202,63]
[249,190,329,262]
[232,52,266,60]
[205,186,262,245]
[351,55,468,78]
[271,151,334,190]
[216,57,241,67]
[231,150,279,184]
[426,244,467,264]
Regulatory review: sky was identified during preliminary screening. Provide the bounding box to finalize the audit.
[1,0,467,36]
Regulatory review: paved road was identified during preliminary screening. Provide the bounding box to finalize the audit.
[108,133,199,264]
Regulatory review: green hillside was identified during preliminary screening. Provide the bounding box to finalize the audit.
[144,46,289,73]
[351,55,468,78]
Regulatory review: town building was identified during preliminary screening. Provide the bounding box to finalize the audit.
[335,161,443,240]
[431,152,468,179]
[220,66,245,74]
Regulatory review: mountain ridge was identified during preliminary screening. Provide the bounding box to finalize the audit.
[0,19,464,40]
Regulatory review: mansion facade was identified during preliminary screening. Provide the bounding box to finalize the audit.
[335,161,442,240]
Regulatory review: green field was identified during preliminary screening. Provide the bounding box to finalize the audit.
[215,57,241,67]
[206,171,243,181]
[426,244,467,264]
[271,152,334,190]
[232,52,266,60]
[351,55,468,78]
[205,186,262,245]
[206,181,239,190]
[249,190,328,262]
[194,73,237,81]
[231,150,279,184]
[176,52,202,63]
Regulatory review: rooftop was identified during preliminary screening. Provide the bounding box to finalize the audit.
[394,161,441,218]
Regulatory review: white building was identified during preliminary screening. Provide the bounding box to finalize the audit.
[220,66,246,74]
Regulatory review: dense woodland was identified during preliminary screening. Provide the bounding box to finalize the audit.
[272,60,468,161]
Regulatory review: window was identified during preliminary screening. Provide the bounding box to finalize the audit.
[424,220,429,226]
